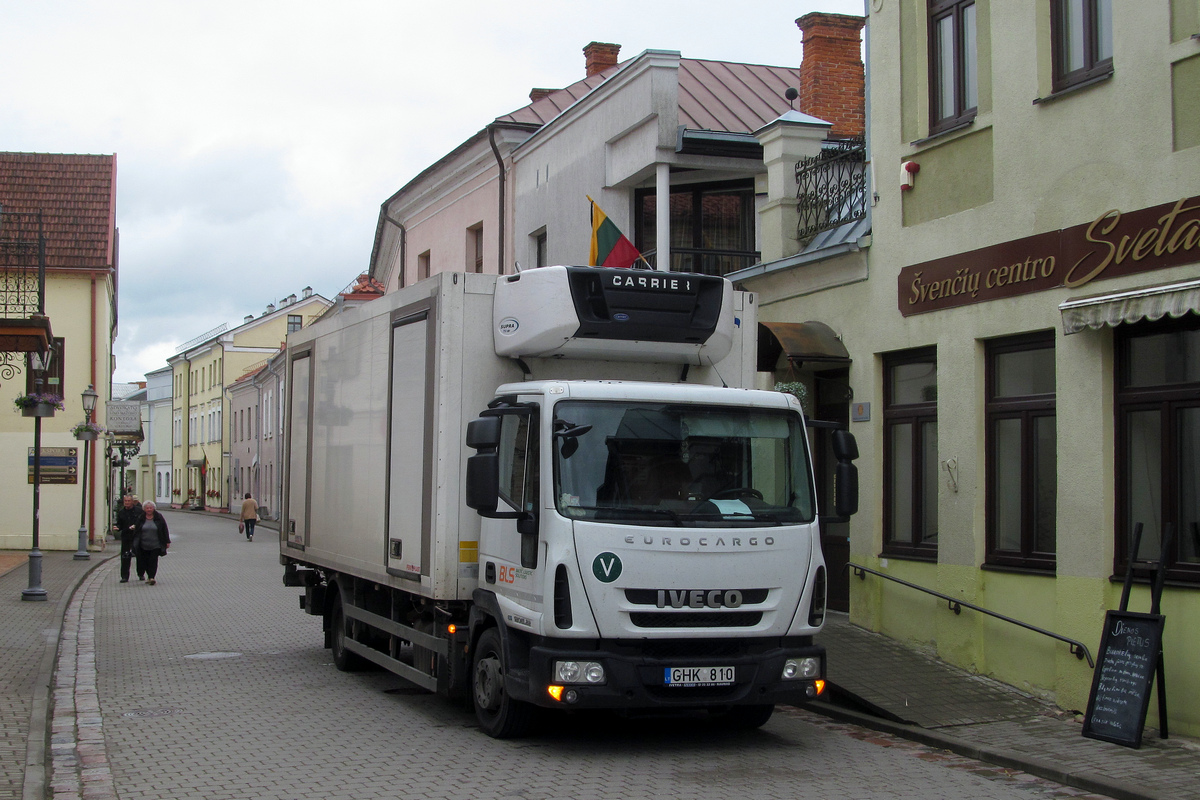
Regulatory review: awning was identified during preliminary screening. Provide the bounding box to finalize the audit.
[1059,278,1200,335]
[186,459,205,467]
[758,321,851,371]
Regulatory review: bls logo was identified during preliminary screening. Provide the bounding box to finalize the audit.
[498,565,517,583]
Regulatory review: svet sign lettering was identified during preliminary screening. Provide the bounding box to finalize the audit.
[898,196,1200,316]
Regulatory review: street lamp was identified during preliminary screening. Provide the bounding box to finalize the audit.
[74,384,99,560]
[22,345,54,601]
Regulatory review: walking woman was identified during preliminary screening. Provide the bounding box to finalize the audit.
[133,501,170,585]
[240,492,259,541]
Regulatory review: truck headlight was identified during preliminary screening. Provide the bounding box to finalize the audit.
[781,657,820,681]
[554,660,606,684]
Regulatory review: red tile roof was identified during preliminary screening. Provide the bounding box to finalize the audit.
[0,152,117,270]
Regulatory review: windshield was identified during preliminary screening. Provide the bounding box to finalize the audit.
[553,400,814,527]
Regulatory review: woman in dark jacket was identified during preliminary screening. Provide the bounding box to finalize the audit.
[132,501,170,585]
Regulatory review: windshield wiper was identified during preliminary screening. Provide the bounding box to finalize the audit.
[564,505,683,526]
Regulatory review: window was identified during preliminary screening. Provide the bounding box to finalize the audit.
[534,230,548,269]
[986,333,1057,570]
[468,224,484,273]
[287,314,302,334]
[1116,315,1200,583]
[1051,0,1113,93]
[635,181,758,276]
[884,348,938,558]
[497,411,540,568]
[418,250,431,281]
[498,413,539,515]
[929,0,977,134]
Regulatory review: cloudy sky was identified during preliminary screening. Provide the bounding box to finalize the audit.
[2,0,864,384]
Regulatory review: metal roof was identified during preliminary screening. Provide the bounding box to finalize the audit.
[495,57,802,136]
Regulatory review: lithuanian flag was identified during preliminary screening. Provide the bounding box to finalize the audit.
[588,196,643,269]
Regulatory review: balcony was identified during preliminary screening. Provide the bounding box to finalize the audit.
[0,209,52,362]
[795,136,867,243]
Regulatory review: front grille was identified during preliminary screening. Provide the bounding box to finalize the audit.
[630,611,763,628]
[624,588,770,606]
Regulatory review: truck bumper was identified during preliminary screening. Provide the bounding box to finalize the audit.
[512,637,825,711]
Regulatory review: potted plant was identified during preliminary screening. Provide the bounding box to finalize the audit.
[72,421,105,441]
[774,380,811,415]
[14,393,65,418]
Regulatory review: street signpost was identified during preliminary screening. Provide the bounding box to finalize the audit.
[27,446,77,484]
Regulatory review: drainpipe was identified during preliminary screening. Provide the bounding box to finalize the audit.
[383,214,407,289]
[89,275,97,541]
[488,124,507,275]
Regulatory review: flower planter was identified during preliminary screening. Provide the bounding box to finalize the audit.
[22,402,57,418]
[74,430,99,440]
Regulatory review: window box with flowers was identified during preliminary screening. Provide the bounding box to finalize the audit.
[72,421,105,441]
[14,393,65,418]
[172,488,181,497]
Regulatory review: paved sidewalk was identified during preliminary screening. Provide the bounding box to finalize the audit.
[815,614,1200,800]
[0,548,114,800]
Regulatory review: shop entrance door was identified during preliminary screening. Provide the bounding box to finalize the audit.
[813,370,852,612]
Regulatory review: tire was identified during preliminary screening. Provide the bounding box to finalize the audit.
[330,593,366,672]
[471,627,533,738]
[720,703,775,730]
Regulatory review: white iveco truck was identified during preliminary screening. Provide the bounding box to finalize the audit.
[281,266,858,737]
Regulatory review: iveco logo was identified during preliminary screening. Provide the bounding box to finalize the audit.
[613,313,629,321]
[497,317,519,335]
[656,589,743,609]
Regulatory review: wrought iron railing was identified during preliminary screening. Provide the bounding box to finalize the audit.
[796,136,867,241]
[0,209,46,320]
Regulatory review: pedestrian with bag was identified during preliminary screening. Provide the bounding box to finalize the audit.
[240,492,259,541]
[132,501,170,585]
[114,494,144,583]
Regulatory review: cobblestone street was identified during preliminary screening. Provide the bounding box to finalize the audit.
[33,512,1125,800]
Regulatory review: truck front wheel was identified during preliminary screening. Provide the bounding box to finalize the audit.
[471,628,533,738]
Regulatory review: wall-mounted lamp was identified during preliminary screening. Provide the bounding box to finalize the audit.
[901,160,920,192]
[28,346,53,373]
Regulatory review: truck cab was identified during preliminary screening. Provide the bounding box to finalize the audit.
[466,379,857,736]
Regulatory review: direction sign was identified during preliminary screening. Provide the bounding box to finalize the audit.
[28,446,78,485]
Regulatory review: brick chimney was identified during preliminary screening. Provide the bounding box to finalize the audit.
[583,42,621,77]
[796,13,865,137]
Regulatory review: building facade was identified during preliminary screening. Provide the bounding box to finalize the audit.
[738,1,1200,736]
[167,289,330,512]
[0,153,118,551]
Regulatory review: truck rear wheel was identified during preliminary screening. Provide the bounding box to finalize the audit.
[330,593,366,672]
[472,628,533,738]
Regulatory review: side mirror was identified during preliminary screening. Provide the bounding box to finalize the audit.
[832,429,859,462]
[835,461,859,518]
[466,416,502,450]
[465,452,499,513]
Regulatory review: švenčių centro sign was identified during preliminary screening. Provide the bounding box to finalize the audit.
[898,195,1200,316]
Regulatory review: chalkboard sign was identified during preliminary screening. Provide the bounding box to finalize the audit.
[1082,610,1164,748]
